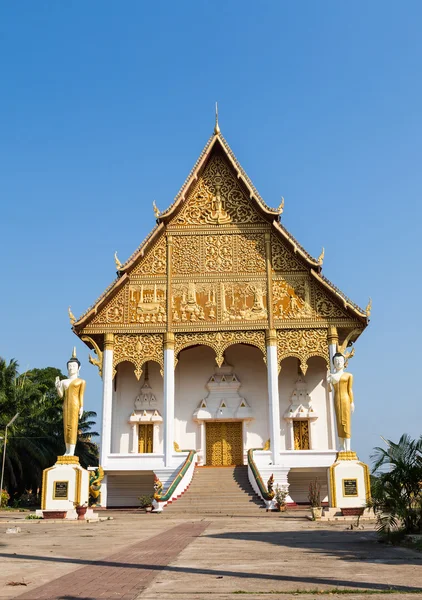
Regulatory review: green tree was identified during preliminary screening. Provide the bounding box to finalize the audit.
[370,434,422,538]
[0,359,99,501]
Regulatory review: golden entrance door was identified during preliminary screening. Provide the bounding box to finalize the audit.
[139,424,153,453]
[206,422,243,466]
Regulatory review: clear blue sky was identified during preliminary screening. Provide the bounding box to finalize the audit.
[1,1,421,465]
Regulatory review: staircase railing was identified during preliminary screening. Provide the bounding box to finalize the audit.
[152,450,197,512]
[247,448,272,501]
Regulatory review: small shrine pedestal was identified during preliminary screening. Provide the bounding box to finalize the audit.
[41,456,90,519]
[329,452,371,511]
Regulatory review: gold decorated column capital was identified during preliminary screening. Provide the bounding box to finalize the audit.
[327,326,339,346]
[164,332,175,350]
[264,232,274,329]
[265,329,277,347]
[104,332,114,350]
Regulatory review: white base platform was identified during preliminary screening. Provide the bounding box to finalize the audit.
[41,456,90,512]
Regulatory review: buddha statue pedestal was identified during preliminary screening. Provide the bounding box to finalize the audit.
[328,452,371,512]
[40,456,90,519]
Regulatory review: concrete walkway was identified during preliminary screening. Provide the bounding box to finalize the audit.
[0,511,420,600]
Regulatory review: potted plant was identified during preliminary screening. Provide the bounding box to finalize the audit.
[76,503,88,520]
[274,484,287,512]
[308,478,323,520]
[139,495,153,512]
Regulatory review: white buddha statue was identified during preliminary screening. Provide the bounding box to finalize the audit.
[327,352,354,452]
[55,348,86,456]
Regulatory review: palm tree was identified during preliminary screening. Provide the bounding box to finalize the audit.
[370,434,422,537]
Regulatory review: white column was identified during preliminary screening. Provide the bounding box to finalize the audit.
[327,327,339,451]
[100,474,107,508]
[163,333,175,467]
[266,330,281,465]
[100,333,114,467]
[130,423,138,453]
[153,423,160,453]
[199,421,205,465]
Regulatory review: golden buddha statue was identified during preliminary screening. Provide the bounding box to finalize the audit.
[327,352,354,452]
[55,348,86,456]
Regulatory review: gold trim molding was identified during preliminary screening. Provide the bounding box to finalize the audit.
[56,455,80,465]
[112,334,164,379]
[277,328,329,375]
[104,332,114,351]
[174,330,266,367]
[265,329,277,347]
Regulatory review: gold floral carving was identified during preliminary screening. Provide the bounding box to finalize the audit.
[204,235,233,272]
[172,282,217,323]
[91,287,126,325]
[174,330,266,367]
[271,236,306,271]
[238,233,266,272]
[172,154,265,225]
[113,334,164,379]
[277,328,328,375]
[221,282,267,322]
[313,284,349,319]
[172,235,201,274]
[131,237,166,275]
[129,284,166,324]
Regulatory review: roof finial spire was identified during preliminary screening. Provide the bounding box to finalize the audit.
[214,101,220,135]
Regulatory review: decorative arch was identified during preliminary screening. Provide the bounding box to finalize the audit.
[112,334,164,380]
[277,328,329,375]
[174,331,266,368]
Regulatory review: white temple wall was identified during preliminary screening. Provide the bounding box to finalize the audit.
[174,344,269,450]
[111,361,164,453]
[224,344,269,449]
[174,345,216,449]
[278,356,330,451]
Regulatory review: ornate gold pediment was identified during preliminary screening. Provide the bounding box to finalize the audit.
[170,153,266,226]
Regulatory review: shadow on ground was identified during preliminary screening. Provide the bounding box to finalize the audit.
[204,528,422,566]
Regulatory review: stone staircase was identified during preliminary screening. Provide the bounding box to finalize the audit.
[164,465,265,515]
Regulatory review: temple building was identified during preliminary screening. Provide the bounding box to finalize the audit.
[73,118,369,510]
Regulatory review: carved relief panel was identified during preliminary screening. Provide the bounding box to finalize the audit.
[271,235,306,272]
[204,235,234,272]
[131,237,166,276]
[171,154,266,226]
[221,282,267,323]
[273,277,314,321]
[237,233,266,273]
[313,283,350,319]
[172,235,201,274]
[172,282,217,324]
[91,286,127,326]
[129,284,167,324]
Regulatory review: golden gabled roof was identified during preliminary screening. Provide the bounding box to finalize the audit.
[73,124,368,331]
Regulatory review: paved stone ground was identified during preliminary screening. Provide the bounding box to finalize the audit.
[0,511,421,600]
